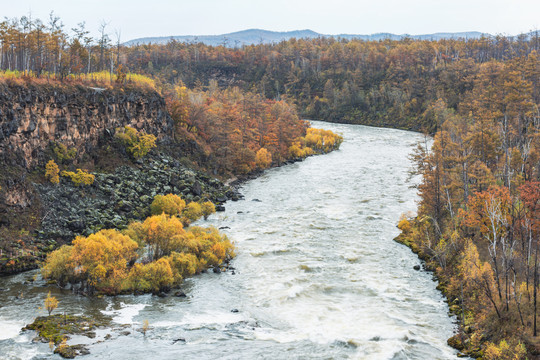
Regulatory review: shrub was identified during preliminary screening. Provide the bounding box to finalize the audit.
[44,291,59,316]
[293,128,343,156]
[41,245,74,286]
[181,202,203,226]
[397,218,411,232]
[53,143,76,163]
[140,258,174,292]
[289,144,303,158]
[123,258,174,293]
[186,226,235,265]
[200,201,216,220]
[115,126,156,159]
[42,229,139,294]
[61,169,95,186]
[164,252,198,281]
[150,194,186,216]
[127,214,185,260]
[484,340,527,360]
[255,148,272,169]
[45,160,60,184]
[142,320,149,336]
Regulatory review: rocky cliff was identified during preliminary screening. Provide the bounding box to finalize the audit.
[0,82,235,275]
[0,82,174,168]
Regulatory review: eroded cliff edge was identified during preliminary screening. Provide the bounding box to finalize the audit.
[0,82,236,274]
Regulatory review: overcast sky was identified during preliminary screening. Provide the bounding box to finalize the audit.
[3,0,539,41]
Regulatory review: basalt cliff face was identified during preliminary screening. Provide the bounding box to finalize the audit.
[0,82,174,168]
[0,82,234,275]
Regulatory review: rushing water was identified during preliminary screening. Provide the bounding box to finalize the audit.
[0,122,461,359]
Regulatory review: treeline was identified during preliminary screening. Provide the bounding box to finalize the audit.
[122,33,540,132]
[0,14,122,77]
[2,14,539,136]
[165,84,342,177]
[394,56,540,357]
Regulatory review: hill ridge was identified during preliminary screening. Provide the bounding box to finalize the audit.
[124,28,495,46]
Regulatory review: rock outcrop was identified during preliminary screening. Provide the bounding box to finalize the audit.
[0,82,174,168]
[0,82,235,275]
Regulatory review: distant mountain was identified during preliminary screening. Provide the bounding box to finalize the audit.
[124,29,492,47]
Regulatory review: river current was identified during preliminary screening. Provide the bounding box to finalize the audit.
[0,122,460,359]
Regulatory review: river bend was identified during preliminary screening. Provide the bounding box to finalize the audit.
[0,122,459,359]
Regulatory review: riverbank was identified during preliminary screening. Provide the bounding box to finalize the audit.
[395,217,535,359]
[0,152,239,276]
[393,229,476,358]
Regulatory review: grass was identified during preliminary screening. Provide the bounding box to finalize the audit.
[0,70,156,90]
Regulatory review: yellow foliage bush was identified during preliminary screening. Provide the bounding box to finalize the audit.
[201,201,216,220]
[164,252,198,281]
[301,147,314,157]
[70,229,138,287]
[41,245,74,286]
[484,340,527,360]
[255,147,272,169]
[124,259,175,293]
[289,144,303,158]
[45,160,60,184]
[127,213,185,260]
[115,126,157,159]
[182,202,203,226]
[42,229,138,294]
[397,218,411,232]
[288,127,340,159]
[43,200,235,295]
[61,169,95,186]
[150,194,186,216]
[303,128,343,153]
[186,226,235,265]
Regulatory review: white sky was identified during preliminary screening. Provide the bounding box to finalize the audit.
[2,0,539,41]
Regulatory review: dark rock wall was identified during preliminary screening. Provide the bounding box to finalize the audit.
[0,83,174,168]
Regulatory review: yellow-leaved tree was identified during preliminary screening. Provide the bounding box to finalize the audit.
[126,213,185,261]
[182,202,203,226]
[200,201,216,220]
[61,169,95,186]
[255,148,272,169]
[150,194,186,216]
[45,160,60,184]
[115,126,156,159]
[42,229,138,294]
[44,291,58,316]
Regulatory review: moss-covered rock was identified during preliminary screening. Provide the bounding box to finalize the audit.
[448,334,466,351]
[23,314,110,358]
[54,344,90,359]
[23,314,107,345]
[34,154,238,247]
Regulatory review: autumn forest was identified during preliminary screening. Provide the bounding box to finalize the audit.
[1,13,540,359]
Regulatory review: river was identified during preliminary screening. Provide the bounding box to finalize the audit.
[0,121,460,359]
